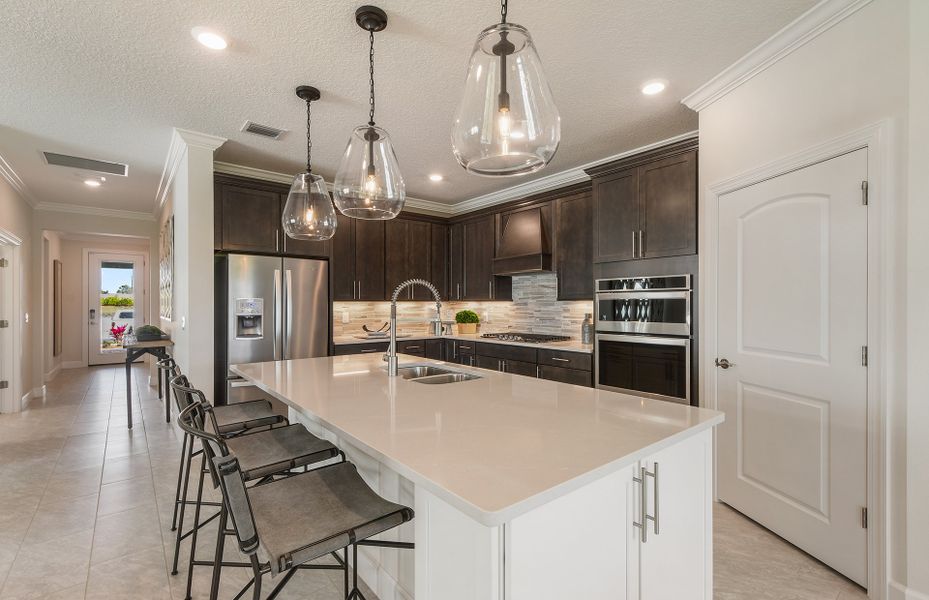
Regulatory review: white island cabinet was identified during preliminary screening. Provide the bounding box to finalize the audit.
[231,354,722,600]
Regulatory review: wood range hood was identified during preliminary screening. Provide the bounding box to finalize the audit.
[492,203,554,275]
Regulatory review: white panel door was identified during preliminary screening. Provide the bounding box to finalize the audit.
[88,253,144,366]
[715,149,868,585]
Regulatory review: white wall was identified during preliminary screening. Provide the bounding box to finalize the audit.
[0,177,34,404]
[157,129,225,400]
[696,0,922,595]
[905,0,929,593]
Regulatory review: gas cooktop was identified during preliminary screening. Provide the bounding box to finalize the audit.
[480,332,572,344]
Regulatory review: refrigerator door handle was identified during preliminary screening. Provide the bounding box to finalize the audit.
[273,269,282,361]
[284,269,293,359]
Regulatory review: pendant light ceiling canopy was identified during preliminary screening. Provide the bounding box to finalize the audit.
[451,0,561,177]
[281,85,338,241]
[333,5,406,221]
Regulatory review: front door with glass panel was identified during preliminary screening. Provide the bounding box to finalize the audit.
[88,253,144,366]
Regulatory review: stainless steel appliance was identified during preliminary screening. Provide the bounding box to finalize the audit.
[216,254,329,404]
[595,275,692,404]
[480,332,572,343]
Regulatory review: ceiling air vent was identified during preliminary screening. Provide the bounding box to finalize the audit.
[43,152,128,176]
[241,120,287,140]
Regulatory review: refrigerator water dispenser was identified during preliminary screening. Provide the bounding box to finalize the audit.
[235,298,264,339]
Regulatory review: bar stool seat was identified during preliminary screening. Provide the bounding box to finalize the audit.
[225,424,340,480]
[246,461,412,574]
[212,399,283,435]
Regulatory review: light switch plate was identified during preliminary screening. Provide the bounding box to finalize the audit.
[341,310,350,324]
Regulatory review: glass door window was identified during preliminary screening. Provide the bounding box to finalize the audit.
[89,253,144,366]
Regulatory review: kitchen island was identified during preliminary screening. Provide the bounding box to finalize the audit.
[232,354,724,600]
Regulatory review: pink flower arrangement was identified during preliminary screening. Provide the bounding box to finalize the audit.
[110,323,128,342]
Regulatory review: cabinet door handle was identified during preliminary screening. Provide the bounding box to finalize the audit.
[639,229,644,257]
[647,462,659,535]
[632,231,637,258]
[552,357,570,363]
[633,465,648,543]
[536,364,541,378]
[358,280,361,299]
[489,281,493,299]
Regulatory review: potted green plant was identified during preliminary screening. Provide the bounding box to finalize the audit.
[455,310,480,334]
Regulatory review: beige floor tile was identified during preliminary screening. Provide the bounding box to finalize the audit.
[101,453,152,484]
[21,494,98,546]
[86,546,171,600]
[41,467,102,502]
[91,503,164,565]
[0,528,92,600]
[96,475,155,516]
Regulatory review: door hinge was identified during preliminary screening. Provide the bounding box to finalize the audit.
[0,381,8,390]
[861,345,868,367]
[861,180,869,205]
[0,320,8,329]
[0,258,7,267]
[861,507,868,529]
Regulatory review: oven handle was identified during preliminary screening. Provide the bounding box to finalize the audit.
[595,290,690,300]
[596,333,690,347]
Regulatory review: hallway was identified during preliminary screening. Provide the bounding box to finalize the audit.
[0,365,867,600]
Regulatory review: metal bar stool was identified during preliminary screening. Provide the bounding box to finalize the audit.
[173,380,344,600]
[161,360,289,577]
[179,402,414,600]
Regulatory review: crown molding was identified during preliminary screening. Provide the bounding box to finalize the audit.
[682,0,873,112]
[155,128,227,214]
[214,129,698,218]
[0,152,37,208]
[213,161,458,216]
[34,201,155,222]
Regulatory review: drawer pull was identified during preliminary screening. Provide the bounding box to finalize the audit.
[551,357,570,363]
[459,345,472,350]
[404,345,421,351]
[360,348,379,353]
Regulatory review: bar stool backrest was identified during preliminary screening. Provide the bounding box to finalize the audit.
[173,381,227,489]
[212,454,261,556]
[169,373,202,415]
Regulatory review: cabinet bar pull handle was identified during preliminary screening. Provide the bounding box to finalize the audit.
[358,280,361,299]
[456,283,461,300]
[459,345,472,350]
[360,348,379,353]
[489,281,493,299]
[632,231,637,258]
[639,229,644,257]
[405,345,421,351]
[552,357,570,363]
[646,462,659,535]
[536,365,541,378]
[633,466,648,543]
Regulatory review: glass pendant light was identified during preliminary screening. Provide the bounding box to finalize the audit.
[333,5,405,220]
[282,86,338,241]
[451,0,561,177]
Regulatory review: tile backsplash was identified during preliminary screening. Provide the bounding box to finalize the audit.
[333,273,593,339]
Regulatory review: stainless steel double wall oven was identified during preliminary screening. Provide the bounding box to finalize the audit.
[595,275,692,404]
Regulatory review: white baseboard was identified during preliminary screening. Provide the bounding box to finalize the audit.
[62,360,86,369]
[889,581,929,600]
[21,385,46,410]
[44,364,61,382]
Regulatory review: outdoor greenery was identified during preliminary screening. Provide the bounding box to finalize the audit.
[101,296,134,307]
[135,325,165,337]
[455,309,480,324]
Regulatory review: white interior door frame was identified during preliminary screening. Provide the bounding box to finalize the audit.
[0,227,23,413]
[81,248,149,367]
[701,120,894,598]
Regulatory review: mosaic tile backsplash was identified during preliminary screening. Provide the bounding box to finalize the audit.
[333,273,593,339]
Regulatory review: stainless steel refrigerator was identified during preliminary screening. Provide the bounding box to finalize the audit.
[215,254,329,404]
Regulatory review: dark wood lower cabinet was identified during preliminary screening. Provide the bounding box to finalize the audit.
[397,340,425,357]
[424,339,445,360]
[539,365,592,387]
[332,342,388,356]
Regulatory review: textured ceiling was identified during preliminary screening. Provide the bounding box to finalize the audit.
[0,0,815,214]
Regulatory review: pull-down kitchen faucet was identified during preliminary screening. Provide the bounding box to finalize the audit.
[386,279,442,376]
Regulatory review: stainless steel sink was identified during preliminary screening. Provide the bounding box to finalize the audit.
[396,365,482,384]
[412,373,481,385]
[398,366,453,380]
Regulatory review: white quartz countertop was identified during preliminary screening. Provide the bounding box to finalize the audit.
[231,355,723,526]
[333,332,594,354]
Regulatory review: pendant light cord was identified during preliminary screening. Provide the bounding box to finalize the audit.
[368,30,376,127]
[500,0,507,23]
[305,98,313,173]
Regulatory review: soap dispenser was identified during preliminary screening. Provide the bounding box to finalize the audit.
[581,313,593,345]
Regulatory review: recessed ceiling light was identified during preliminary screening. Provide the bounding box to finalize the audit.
[84,179,102,187]
[191,27,228,50]
[428,174,444,182]
[641,79,667,96]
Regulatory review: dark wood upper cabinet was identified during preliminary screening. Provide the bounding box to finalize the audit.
[459,215,511,301]
[386,218,432,300]
[449,223,465,300]
[638,150,697,259]
[331,212,356,301]
[554,190,593,299]
[216,183,281,254]
[587,138,697,264]
[592,169,638,263]
[430,223,449,300]
[354,219,386,300]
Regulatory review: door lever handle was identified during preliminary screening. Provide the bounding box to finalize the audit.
[715,358,735,369]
